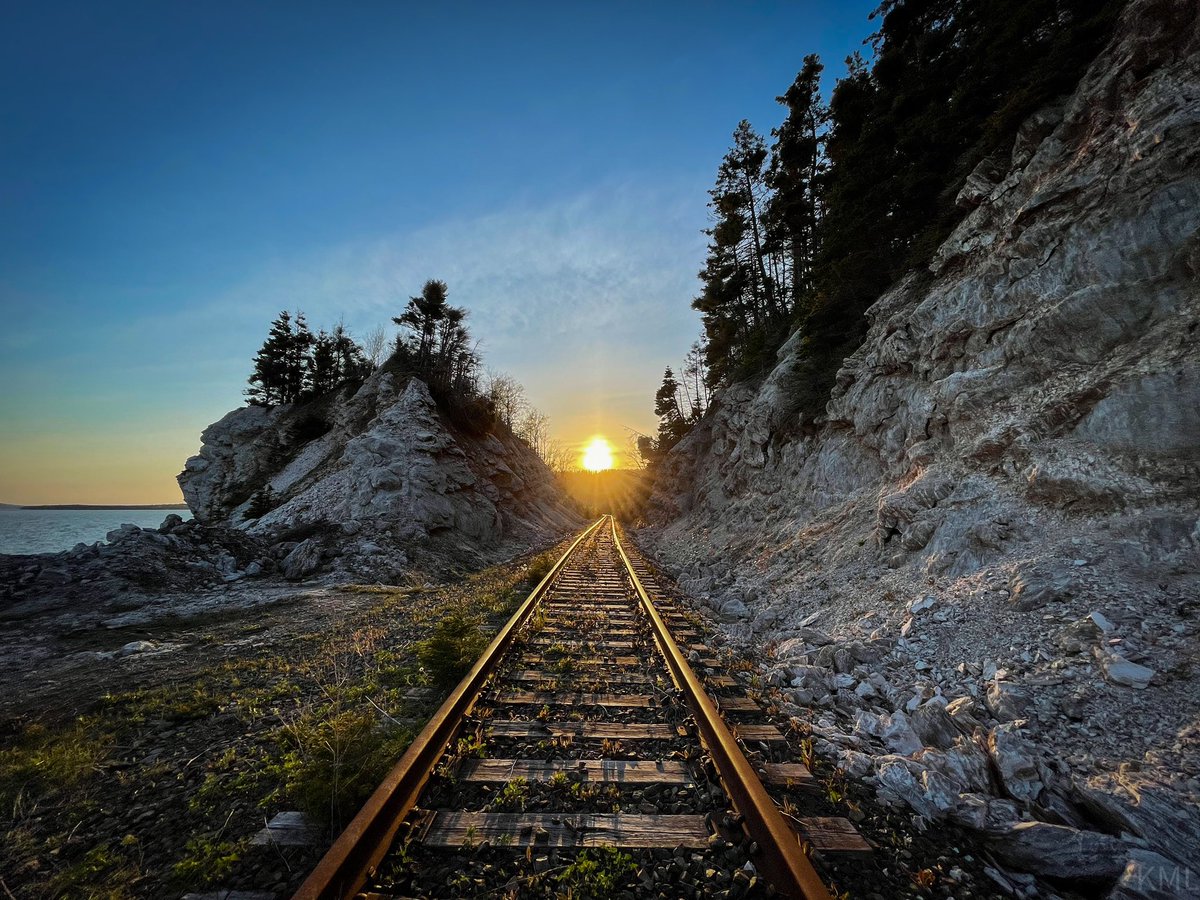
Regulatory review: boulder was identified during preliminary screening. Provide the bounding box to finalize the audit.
[719,597,749,619]
[855,709,923,756]
[875,757,961,820]
[991,822,1129,881]
[1009,565,1078,611]
[945,696,985,733]
[947,792,1022,833]
[158,513,184,532]
[106,523,141,543]
[910,702,960,750]
[917,738,993,793]
[1074,771,1200,871]
[281,539,324,580]
[1060,611,1115,653]
[987,723,1045,803]
[788,665,832,692]
[986,679,1033,721]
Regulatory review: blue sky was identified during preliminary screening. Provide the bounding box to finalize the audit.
[0,0,878,503]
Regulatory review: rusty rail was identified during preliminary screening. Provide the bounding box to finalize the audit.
[611,518,833,900]
[292,516,607,900]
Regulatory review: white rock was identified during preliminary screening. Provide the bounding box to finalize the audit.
[178,376,575,558]
[281,539,324,580]
[118,640,158,657]
[991,822,1129,880]
[1097,650,1155,689]
[856,709,923,756]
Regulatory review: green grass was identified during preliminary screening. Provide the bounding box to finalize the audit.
[47,837,142,899]
[0,719,110,813]
[170,834,245,889]
[417,608,491,685]
[555,847,637,898]
[490,776,530,811]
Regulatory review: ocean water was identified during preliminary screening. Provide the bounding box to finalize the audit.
[0,508,192,556]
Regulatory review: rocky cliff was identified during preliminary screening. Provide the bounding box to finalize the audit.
[643,0,1200,892]
[180,371,579,580]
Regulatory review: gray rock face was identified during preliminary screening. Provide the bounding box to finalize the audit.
[646,0,1200,601]
[635,1,1200,886]
[179,374,578,572]
[987,724,1045,803]
[986,680,1032,723]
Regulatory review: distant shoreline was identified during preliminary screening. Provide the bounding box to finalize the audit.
[7,504,190,511]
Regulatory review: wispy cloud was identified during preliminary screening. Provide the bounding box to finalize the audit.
[1,178,711,502]
[207,178,710,437]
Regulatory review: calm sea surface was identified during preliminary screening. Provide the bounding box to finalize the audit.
[0,508,191,556]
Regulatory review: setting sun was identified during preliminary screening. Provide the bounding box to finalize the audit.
[581,437,615,472]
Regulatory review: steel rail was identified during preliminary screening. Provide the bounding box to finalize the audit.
[611,518,833,900]
[293,516,608,900]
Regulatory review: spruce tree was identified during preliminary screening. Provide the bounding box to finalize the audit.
[247,311,294,406]
[308,330,339,397]
[767,54,828,313]
[285,312,315,403]
[331,323,370,385]
[654,368,689,452]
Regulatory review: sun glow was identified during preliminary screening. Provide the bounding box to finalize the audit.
[581,437,615,472]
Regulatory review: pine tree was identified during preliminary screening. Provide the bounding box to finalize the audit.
[654,368,689,452]
[332,323,370,385]
[767,54,828,313]
[308,330,339,397]
[394,279,449,372]
[285,311,315,403]
[693,121,788,384]
[247,311,295,406]
[392,279,478,396]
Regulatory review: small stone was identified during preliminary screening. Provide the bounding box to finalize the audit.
[910,595,937,613]
[1097,651,1154,689]
[118,640,157,657]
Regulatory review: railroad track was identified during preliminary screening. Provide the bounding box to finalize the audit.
[295,516,869,899]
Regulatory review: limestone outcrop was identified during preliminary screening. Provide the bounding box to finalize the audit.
[641,0,1200,893]
[180,372,578,578]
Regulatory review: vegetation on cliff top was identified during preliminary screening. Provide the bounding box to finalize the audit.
[645,0,1122,458]
[238,280,569,523]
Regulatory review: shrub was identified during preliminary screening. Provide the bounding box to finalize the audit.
[417,609,488,686]
[272,708,414,829]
